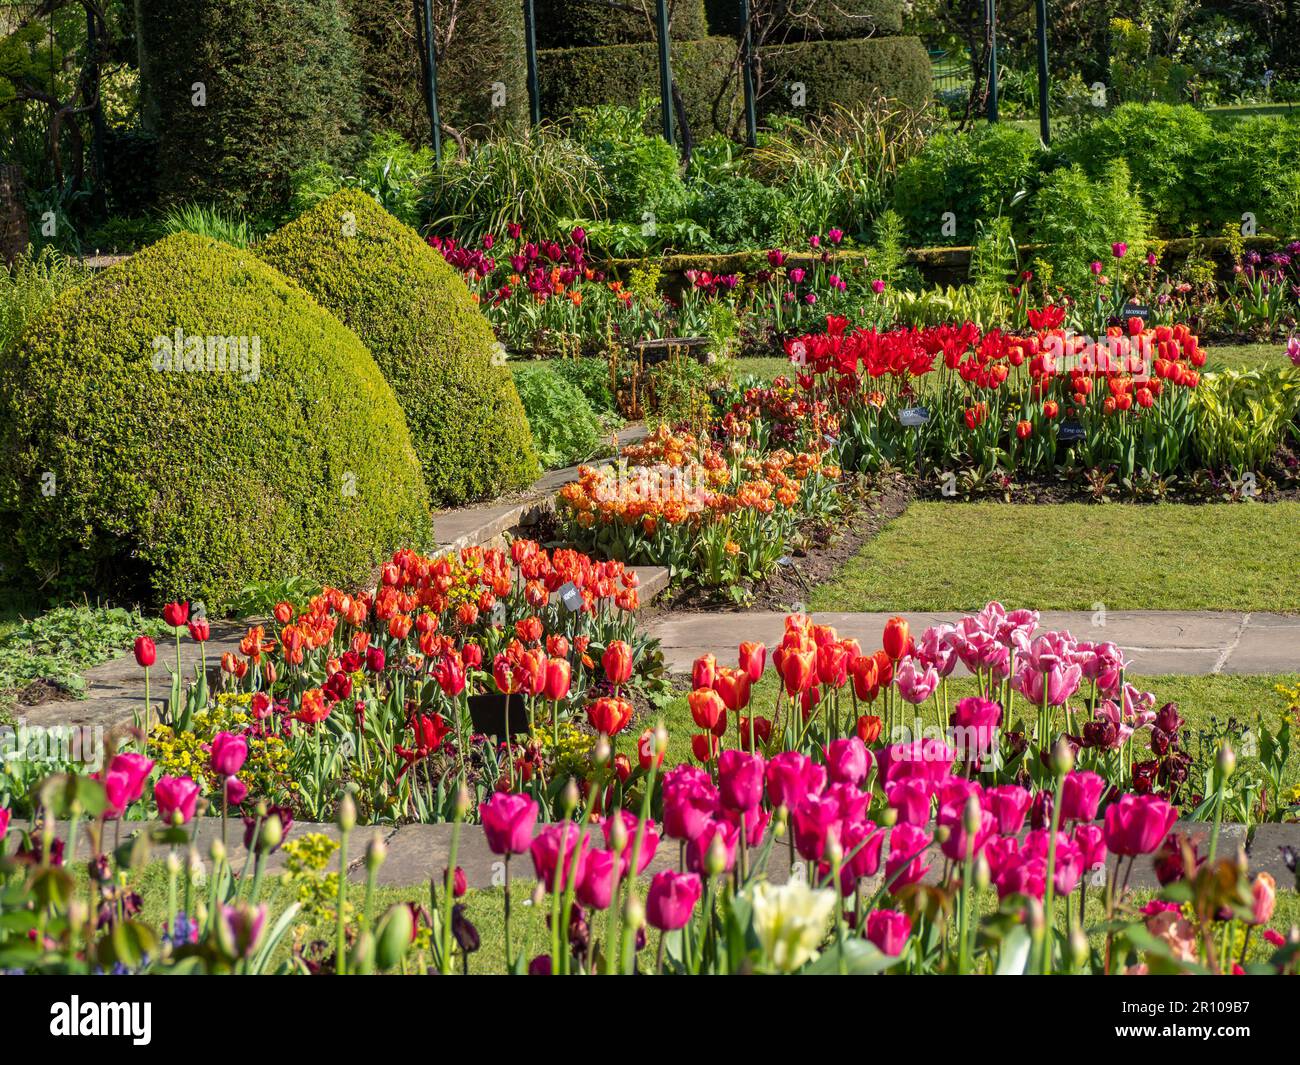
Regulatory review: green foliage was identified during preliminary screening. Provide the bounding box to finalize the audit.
[1201,116,1300,236]
[894,124,1042,245]
[159,203,255,248]
[136,0,361,214]
[0,248,87,359]
[1192,369,1300,473]
[545,358,617,414]
[1109,17,1194,104]
[344,0,526,140]
[573,102,687,223]
[0,232,430,609]
[260,190,539,505]
[786,0,905,39]
[687,177,796,250]
[759,36,933,118]
[649,353,715,436]
[510,363,605,469]
[0,605,171,700]
[533,0,710,46]
[426,125,608,244]
[1060,103,1213,234]
[1031,159,1148,297]
[290,132,435,229]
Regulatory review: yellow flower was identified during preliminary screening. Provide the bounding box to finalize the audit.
[747,880,836,973]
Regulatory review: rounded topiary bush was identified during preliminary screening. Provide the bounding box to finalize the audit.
[259,189,540,505]
[0,233,431,609]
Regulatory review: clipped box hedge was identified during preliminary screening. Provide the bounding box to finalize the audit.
[706,0,904,39]
[260,190,540,507]
[0,233,431,609]
[534,0,710,47]
[759,35,931,114]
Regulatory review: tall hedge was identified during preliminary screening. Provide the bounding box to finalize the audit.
[260,190,540,506]
[705,0,904,39]
[0,233,431,609]
[538,37,743,137]
[759,36,931,115]
[135,0,361,214]
[345,0,527,142]
[533,0,710,47]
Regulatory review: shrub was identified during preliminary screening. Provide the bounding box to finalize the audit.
[687,177,796,249]
[758,36,932,116]
[290,132,436,229]
[510,363,605,469]
[344,0,527,141]
[136,0,361,214]
[785,0,905,39]
[533,0,710,46]
[0,247,86,359]
[1060,103,1213,234]
[260,190,540,504]
[426,126,608,244]
[1199,116,1300,235]
[573,102,688,222]
[0,233,430,609]
[1031,159,1149,297]
[547,358,617,415]
[894,124,1043,245]
[537,37,743,137]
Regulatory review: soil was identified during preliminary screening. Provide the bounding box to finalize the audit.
[14,677,77,707]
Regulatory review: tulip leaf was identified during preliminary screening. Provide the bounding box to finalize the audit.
[805,939,902,975]
[994,925,1033,974]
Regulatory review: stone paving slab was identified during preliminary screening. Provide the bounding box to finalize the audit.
[647,610,1299,677]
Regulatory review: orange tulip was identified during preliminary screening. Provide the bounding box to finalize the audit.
[713,667,751,712]
[588,696,633,737]
[688,688,726,732]
[882,616,909,661]
[780,648,817,696]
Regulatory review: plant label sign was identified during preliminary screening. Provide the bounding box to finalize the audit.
[1059,421,1086,443]
[558,582,584,612]
[1121,304,1150,322]
[899,406,930,428]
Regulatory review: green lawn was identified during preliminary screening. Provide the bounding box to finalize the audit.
[1205,342,1293,371]
[809,502,1300,613]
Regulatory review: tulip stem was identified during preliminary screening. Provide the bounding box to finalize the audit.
[503,854,513,971]
[335,825,350,975]
[1041,769,1066,976]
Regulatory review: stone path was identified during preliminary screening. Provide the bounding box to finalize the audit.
[10,818,1297,892]
[647,610,1300,677]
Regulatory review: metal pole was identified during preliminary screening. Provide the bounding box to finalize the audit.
[523,0,541,126]
[739,0,758,148]
[1035,0,1050,144]
[986,0,999,123]
[422,0,442,162]
[655,0,675,145]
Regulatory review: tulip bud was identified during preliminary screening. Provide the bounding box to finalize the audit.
[1069,924,1089,969]
[974,853,991,891]
[209,838,226,865]
[934,824,951,846]
[375,904,414,971]
[531,882,547,908]
[195,901,208,927]
[773,805,788,839]
[255,799,268,819]
[880,806,898,828]
[350,929,377,975]
[68,898,89,930]
[261,813,283,853]
[166,850,183,876]
[609,814,628,854]
[1027,898,1045,940]
[366,832,387,871]
[455,782,471,820]
[337,793,357,832]
[592,736,611,767]
[561,778,580,815]
[624,891,646,930]
[825,833,843,867]
[706,833,728,877]
[1217,742,1236,780]
[654,723,669,756]
[187,847,205,884]
[963,794,982,836]
[1051,738,1075,776]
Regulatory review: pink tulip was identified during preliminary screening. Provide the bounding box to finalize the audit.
[885,778,933,826]
[1104,794,1178,856]
[101,768,131,820]
[109,753,154,803]
[1073,823,1107,871]
[1013,655,1082,707]
[209,731,248,777]
[894,657,939,704]
[917,623,958,676]
[154,775,199,825]
[841,819,884,880]
[480,792,539,855]
[646,870,702,930]
[823,737,870,786]
[0,807,9,839]
[792,793,842,861]
[602,810,659,875]
[529,823,591,891]
[1060,771,1105,822]
[884,824,932,887]
[223,776,248,806]
[662,768,719,841]
[825,781,869,824]
[951,696,1001,763]
[724,805,770,846]
[983,785,1032,835]
[985,835,1021,881]
[1024,829,1084,894]
[685,818,739,874]
[876,739,955,786]
[575,848,620,910]
[765,751,826,810]
[866,909,911,955]
[996,852,1046,900]
[717,750,766,813]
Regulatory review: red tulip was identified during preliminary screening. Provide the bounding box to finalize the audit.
[692,653,717,690]
[780,648,816,696]
[162,601,189,628]
[187,618,210,642]
[543,657,571,701]
[688,688,726,732]
[691,733,720,763]
[602,640,633,685]
[738,641,766,684]
[587,696,632,736]
[849,654,878,701]
[882,617,909,661]
[713,667,751,712]
[134,636,157,668]
[436,654,467,697]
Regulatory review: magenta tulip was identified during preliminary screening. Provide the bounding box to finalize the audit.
[529,823,591,891]
[717,749,766,813]
[983,785,1032,835]
[154,775,199,825]
[575,848,620,910]
[480,792,539,855]
[209,732,248,777]
[108,752,154,804]
[1103,794,1178,856]
[766,751,826,810]
[646,870,703,931]
[685,818,739,875]
[823,737,871,786]
[1060,771,1105,822]
[866,909,911,955]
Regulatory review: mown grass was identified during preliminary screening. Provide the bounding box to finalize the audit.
[808,502,1300,614]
